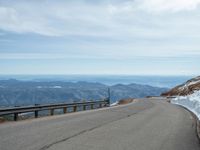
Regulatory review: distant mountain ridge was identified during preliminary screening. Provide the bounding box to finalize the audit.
[0,79,168,107]
[161,76,200,96]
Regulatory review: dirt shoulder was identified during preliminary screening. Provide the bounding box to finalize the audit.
[118,98,134,105]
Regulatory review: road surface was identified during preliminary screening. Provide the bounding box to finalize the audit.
[0,98,199,150]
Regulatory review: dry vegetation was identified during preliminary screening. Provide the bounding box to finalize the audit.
[118,98,134,105]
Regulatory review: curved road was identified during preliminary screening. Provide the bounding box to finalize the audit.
[0,98,199,150]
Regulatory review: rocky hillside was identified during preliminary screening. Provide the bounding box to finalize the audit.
[161,76,200,96]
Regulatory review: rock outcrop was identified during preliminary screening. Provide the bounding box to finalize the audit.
[161,76,200,96]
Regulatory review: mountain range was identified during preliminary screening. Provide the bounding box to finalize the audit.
[0,79,168,107]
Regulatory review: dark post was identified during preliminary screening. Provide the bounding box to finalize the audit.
[107,88,111,106]
[91,104,94,109]
[34,104,39,118]
[50,109,54,116]
[99,103,102,108]
[63,107,67,114]
[83,105,86,111]
[35,111,38,118]
[14,113,18,121]
[73,106,77,112]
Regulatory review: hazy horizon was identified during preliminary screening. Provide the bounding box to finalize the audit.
[0,74,194,88]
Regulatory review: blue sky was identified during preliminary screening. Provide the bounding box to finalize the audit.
[0,0,200,75]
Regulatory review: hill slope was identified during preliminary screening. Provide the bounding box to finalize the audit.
[161,76,200,96]
[161,76,200,119]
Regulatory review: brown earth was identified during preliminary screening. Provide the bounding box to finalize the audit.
[118,98,134,105]
[0,117,5,123]
[161,76,200,96]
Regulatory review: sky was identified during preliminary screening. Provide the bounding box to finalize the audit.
[0,0,200,75]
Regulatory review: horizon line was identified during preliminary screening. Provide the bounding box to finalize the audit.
[0,74,197,77]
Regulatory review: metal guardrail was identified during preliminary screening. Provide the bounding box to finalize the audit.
[0,99,110,121]
[166,96,177,99]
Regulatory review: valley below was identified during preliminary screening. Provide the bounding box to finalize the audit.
[0,79,167,107]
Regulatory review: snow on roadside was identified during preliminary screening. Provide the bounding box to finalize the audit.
[171,90,200,120]
[110,101,118,106]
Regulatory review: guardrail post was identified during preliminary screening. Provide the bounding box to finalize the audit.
[14,113,18,121]
[91,104,94,109]
[107,88,111,105]
[83,105,86,111]
[106,99,110,107]
[63,107,67,114]
[73,106,77,112]
[50,109,54,116]
[0,100,110,122]
[35,111,38,118]
[99,103,102,108]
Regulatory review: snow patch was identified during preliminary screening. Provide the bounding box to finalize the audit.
[110,101,118,106]
[171,90,200,119]
[178,84,187,90]
[188,80,200,86]
[52,86,62,89]
[178,80,200,90]
[36,86,62,89]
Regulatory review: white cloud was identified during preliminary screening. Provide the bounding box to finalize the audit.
[0,1,116,37]
[0,53,100,60]
[0,52,129,60]
[0,1,200,75]
[137,0,200,12]
[0,6,60,36]
[0,1,200,62]
[0,0,200,37]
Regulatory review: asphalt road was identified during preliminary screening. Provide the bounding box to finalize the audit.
[0,98,199,150]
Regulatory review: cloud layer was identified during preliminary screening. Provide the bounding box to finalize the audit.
[137,0,200,12]
[0,0,200,36]
[0,0,200,75]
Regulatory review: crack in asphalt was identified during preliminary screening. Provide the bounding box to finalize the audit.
[39,103,154,150]
[39,114,133,150]
[39,126,98,150]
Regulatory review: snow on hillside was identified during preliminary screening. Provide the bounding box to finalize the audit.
[171,90,200,119]
[161,76,200,96]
